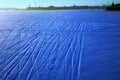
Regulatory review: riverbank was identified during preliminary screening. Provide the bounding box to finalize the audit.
[106,3,120,11]
[27,5,103,10]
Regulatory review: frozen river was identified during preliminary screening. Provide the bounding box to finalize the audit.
[0,9,120,80]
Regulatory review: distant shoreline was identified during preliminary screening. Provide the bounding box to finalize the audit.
[0,5,104,10]
[105,3,120,11]
[27,5,104,10]
[0,3,120,10]
[0,8,25,10]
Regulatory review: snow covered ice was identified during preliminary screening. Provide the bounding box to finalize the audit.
[0,9,120,80]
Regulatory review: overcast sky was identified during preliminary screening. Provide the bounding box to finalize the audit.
[0,0,120,8]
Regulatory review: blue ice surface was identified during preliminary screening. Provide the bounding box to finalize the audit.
[0,9,120,80]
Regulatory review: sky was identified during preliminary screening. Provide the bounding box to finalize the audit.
[0,0,120,8]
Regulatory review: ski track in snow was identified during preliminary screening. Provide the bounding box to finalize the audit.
[0,9,120,80]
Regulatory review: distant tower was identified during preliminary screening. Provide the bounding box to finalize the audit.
[29,5,31,8]
[112,0,114,6]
